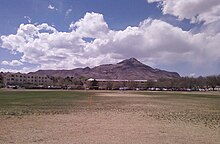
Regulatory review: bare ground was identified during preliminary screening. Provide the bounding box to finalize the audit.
[0,91,219,144]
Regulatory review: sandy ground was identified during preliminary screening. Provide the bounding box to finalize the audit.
[0,91,219,144]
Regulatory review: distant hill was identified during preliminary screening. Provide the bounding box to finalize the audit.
[29,58,180,80]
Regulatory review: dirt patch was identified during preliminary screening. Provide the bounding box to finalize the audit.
[0,111,219,144]
[0,91,219,144]
[95,91,163,98]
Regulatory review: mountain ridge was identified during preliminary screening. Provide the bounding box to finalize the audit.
[29,58,180,80]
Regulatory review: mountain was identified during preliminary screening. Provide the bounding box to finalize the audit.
[29,58,180,80]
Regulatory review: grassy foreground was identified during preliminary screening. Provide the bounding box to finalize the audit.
[0,90,220,128]
[0,90,92,116]
[0,90,219,144]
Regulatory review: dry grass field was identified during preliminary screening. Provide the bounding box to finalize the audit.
[0,90,219,144]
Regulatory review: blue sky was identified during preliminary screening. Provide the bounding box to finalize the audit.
[0,0,220,76]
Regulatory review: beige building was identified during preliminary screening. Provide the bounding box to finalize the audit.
[3,72,53,86]
[86,78,149,90]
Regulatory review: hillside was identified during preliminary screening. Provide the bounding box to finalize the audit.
[29,58,180,80]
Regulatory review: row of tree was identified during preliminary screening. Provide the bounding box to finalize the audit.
[1,73,220,90]
[43,75,220,90]
[49,76,87,89]
[145,75,220,90]
[91,76,220,90]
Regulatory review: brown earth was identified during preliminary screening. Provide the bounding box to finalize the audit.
[31,58,180,80]
[0,91,219,144]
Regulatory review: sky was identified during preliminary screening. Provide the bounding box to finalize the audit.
[0,0,220,77]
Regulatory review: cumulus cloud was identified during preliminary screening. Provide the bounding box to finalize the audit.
[1,60,23,66]
[0,12,220,75]
[147,0,220,24]
[69,12,109,38]
[0,66,40,74]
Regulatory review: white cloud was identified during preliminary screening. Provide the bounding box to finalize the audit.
[0,66,40,73]
[24,16,31,23]
[0,12,220,75]
[189,73,196,77]
[69,12,109,38]
[0,67,23,73]
[48,4,54,9]
[48,4,58,10]
[147,0,220,24]
[1,60,23,66]
[65,9,72,17]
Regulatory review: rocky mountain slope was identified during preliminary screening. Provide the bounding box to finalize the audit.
[29,58,180,80]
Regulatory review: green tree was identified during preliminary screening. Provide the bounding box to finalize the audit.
[106,81,113,90]
[207,76,218,90]
[144,81,155,89]
[127,81,137,90]
[0,73,4,87]
[64,76,73,85]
